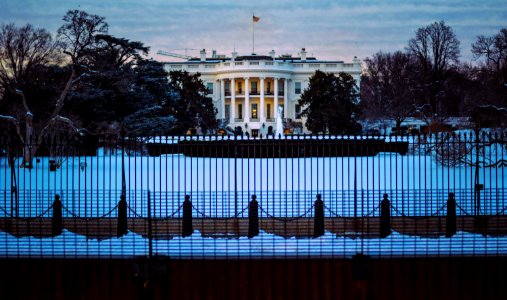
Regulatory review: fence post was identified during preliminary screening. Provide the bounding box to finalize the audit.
[248,195,259,238]
[314,194,325,238]
[117,194,128,237]
[182,195,193,237]
[52,194,62,237]
[446,193,456,237]
[380,194,391,238]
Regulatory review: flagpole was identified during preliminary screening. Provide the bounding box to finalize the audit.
[252,13,255,54]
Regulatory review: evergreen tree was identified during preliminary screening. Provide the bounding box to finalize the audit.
[298,70,361,134]
[168,70,218,134]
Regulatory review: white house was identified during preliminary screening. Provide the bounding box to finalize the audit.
[163,48,362,136]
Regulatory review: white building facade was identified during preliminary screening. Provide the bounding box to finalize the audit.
[163,49,362,136]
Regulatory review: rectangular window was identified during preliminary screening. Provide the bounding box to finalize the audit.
[251,81,258,94]
[295,82,301,94]
[238,82,242,94]
[295,104,301,119]
[251,103,258,119]
[267,82,271,94]
[225,105,230,120]
[238,104,243,119]
[267,104,271,119]
[225,82,230,95]
[207,82,214,94]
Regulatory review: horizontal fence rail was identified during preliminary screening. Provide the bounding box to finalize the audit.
[1,132,507,258]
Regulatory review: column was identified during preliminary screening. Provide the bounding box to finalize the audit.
[220,79,225,120]
[230,78,235,124]
[274,77,279,122]
[283,79,288,119]
[244,77,250,123]
[260,77,265,123]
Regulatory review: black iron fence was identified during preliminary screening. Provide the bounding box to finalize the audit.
[1,132,507,258]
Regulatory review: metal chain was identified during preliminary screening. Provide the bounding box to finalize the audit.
[430,203,448,216]
[191,204,208,218]
[390,205,407,217]
[232,205,250,218]
[495,206,507,216]
[152,204,184,221]
[323,204,344,217]
[0,206,12,217]
[258,204,315,222]
[127,204,144,218]
[455,203,472,216]
[1,204,55,221]
[363,205,381,217]
[62,203,119,221]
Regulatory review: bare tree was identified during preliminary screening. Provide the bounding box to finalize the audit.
[0,10,108,168]
[362,51,415,131]
[407,21,460,124]
[472,28,507,85]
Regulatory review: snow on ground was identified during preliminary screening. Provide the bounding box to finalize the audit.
[1,229,506,258]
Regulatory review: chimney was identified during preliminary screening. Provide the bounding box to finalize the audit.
[200,49,206,62]
[212,49,217,58]
[231,50,238,61]
[300,48,307,61]
[269,49,276,59]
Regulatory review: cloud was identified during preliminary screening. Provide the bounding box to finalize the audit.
[0,0,506,62]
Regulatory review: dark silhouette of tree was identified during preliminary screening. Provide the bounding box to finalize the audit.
[66,34,153,134]
[472,28,507,107]
[298,70,361,134]
[167,70,218,134]
[361,51,415,132]
[0,10,108,168]
[407,21,460,124]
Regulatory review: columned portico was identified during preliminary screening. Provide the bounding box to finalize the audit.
[164,49,362,134]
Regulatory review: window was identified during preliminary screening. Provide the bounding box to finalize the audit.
[238,104,243,119]
[267,104,271,119]
[251,103,258,119]
[225,105,230,119]
[295,104,302,119]
[278,81,284,95]
[225,81,230,95]
[267,82,271,93]
[251,81,258,94]
[206,82,214,94]
[295,82,301,94]
[237,82,242,94]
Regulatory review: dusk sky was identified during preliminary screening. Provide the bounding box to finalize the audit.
[1,0,506,63]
